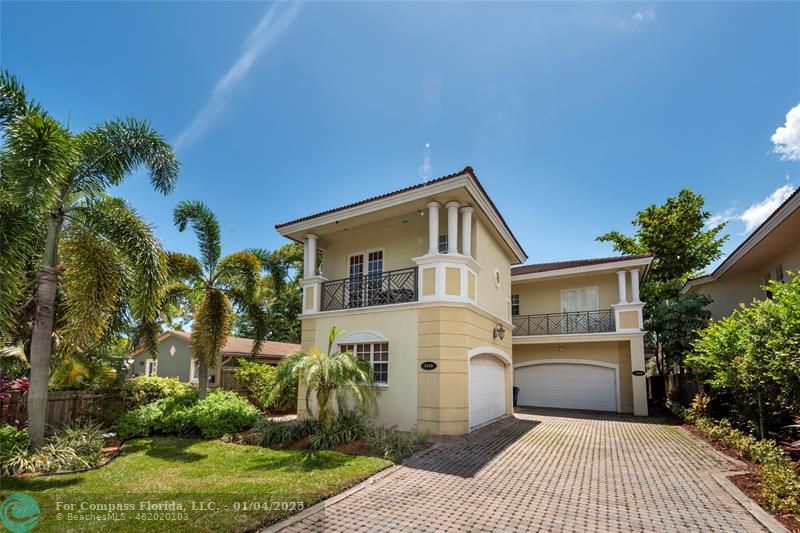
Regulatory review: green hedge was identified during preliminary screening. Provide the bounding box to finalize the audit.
[117,389,259,440]
[121,376,195,408]
[672,403,800,516]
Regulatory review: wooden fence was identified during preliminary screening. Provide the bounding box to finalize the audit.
[0,391,123,431]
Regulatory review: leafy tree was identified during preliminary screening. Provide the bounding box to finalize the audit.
[597,189,727,375]
[598,189,728,302]
[687,275,800,438]
[270,326,376,432]
[170,201,267,399]
[0,70,179,448]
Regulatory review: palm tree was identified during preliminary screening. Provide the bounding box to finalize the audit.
[0,70,179,448]
[170,200,267,399]
[271,326,377,432]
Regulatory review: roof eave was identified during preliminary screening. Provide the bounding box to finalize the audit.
[511,256,654,282]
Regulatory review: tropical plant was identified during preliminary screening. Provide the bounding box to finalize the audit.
[308,410,369,450]
[270,326,376,433]
[367,427,428,463]
[646,292,712,377]
[187,389,260,438]
[120,375,194,409]
[0,69,180,448]
[234,359,296,412]
[690,393,712,418]
[168,200,268,399]
[687,274,800,437]
[254,417,319,448]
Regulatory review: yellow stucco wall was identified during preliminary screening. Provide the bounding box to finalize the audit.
[474,220,513,322]
[422,267,435,296]
[512,341,634,413]
[302,308,419,430]
[445,267,461,296]
[511,272,626,316]
[618,310,639,330]
[417,306,513,435]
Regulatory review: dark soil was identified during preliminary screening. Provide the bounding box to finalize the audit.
[332,439,371,456]
[683,424,800,532]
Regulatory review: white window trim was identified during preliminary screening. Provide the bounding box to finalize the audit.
[560,286,599,312]
[511,294,520,316]
[346,248,385,277]
[339,341,389,387]
[145,359,157,377]
[189,359,199,383]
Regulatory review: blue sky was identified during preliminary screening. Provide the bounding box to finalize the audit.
[3,1,799,268]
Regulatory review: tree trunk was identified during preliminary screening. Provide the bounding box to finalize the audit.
[198,359,209,399]
[28,212,64,449]
[757,391,766,439]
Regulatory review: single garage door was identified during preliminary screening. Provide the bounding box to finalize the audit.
[515,363,617,412]
[469,355,506,428]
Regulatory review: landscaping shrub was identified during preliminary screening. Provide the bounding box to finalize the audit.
[121,376,194,408]
[187,390,260,439]
[672,406,800,516]
[1,420,106,476]
[686,275,800,437]
[255,417,318,447]
[116,390,198,438]
[367,427,427,463]
[234,359,297,412]
[308,410,369,450]
[0,423,29,463]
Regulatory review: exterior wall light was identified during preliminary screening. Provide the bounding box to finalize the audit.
[493,324,506,341]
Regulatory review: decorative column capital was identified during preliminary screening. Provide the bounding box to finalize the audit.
[459,206,474,214]
[426,201,442,209]
[445,201,461,209]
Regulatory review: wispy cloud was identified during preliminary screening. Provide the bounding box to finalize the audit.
[174,2,302,152]
[740,183,796,232]
[711,182,796,234]
[771,103,800,161]
[631,7,655,24]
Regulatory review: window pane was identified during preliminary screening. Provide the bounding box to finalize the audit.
[561,290,577,312]
[579,288,598,311]
[438,235,448,253]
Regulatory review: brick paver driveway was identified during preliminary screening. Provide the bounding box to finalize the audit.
[269,409,764,532]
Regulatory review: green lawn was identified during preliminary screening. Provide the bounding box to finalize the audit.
[1,437,391,532]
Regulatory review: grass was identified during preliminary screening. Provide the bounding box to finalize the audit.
[1,436,391,532]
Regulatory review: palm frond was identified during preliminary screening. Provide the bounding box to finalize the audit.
[173,200,221,273]
[0,69,41,127]
[166,251,204,284]
[69,195,168,328]
[191,288,234,366]
[0,203,43,336]
[75,117,179,195]
[215,251,262,299]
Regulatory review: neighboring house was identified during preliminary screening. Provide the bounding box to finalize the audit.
[275,166,651,435]
[511,255,651,417]
[128,330,300,387]
[682,187,800,320]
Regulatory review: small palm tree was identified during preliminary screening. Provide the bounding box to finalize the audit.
[170,200,267,399]
[0,70,179,448]
[271,326,376,432]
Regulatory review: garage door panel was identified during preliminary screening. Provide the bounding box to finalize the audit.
[515,363,617,412]
[469,355,506,428]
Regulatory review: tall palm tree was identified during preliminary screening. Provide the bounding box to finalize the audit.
[0,70,179,448]
[271,326,376,432]
[170,200,267,399]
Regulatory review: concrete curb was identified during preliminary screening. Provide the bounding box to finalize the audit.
[711,471,789,533]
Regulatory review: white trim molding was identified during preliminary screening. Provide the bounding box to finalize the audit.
[335,330,389,344]
[512,256,653,282]
[512,358,621,413]
[611,302,645,333]
[468,346,512,365]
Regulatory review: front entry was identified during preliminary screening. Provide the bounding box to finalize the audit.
[469,354,506,428]
[514,361,618,412]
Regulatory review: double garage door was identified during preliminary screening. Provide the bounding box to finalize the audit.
[514,362,618,412]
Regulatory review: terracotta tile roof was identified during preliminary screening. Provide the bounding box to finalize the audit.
[274,166,526,259]
[511,254,654,276]
[166,330,299,358]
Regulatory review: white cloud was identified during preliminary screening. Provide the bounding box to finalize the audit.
[771,103,800,161]
[174,2,302,151]
[632,8,655,23]
[740,183,796,232]
[706,207,736,229]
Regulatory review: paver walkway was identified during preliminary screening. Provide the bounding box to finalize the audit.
[268,409,765,532]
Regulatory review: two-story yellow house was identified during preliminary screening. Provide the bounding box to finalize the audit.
[276,167,650,435]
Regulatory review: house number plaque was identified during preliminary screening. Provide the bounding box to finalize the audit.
[420,362,437,370]
[631,370,646,376]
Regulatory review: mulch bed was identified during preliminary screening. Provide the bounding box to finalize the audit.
[683,423,800,532]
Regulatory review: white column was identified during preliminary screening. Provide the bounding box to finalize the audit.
[630,268,641,303]
[460,206,473,257]
[426,201,441,255]
[305,234,318,278]
[446,201,460,254]
[616,270,628,304]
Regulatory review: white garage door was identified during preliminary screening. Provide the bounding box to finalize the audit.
[515,363,617,412]
[469,355,506,428]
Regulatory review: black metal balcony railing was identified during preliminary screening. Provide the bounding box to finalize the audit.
[512,310,615,336]
[321,267,418,311]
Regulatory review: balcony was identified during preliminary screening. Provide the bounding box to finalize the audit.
[320,267,418,311]
[512,310,615,336]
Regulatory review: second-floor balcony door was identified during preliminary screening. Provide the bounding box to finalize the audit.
[348,251,383,307]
